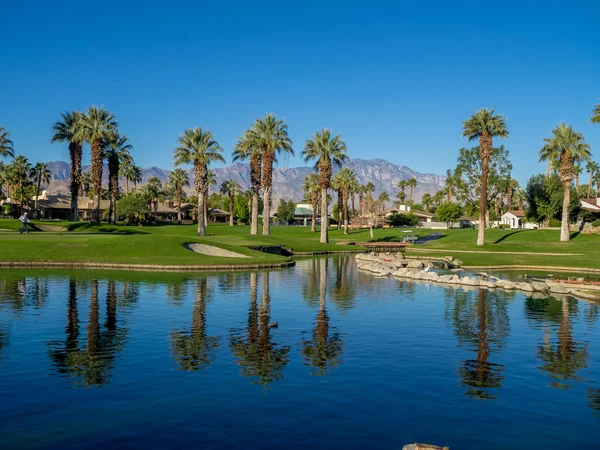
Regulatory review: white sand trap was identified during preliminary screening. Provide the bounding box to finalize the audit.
[184,243,250,258]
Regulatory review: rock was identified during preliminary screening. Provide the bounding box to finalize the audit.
[445,256,455,262]
[407,260,424,269]
[531,281,550,292]
[403,444,449,450]
[396,252,405,259]
[518,282,534,292]
[480,280,496,288]
[496,280,516,290]
[549,283,570,294]
[453,259,463,267]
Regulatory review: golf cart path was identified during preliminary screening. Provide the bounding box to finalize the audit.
[408,248,583,256]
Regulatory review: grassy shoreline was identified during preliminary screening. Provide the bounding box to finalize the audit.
[0,219,599,271]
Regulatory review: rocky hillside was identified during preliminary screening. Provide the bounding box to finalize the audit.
[44,158,446,203]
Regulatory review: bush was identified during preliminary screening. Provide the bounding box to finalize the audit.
[547,218,561,227]
[117,195,148,224]
[387,212,419,227]
[434,203,462,228]
[498,224,510,229]
[592,219,600,228]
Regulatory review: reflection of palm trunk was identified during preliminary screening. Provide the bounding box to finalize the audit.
[476,290,490,382]
[106,280,117,332]
[259,273,271,351]
[319,258,327,306]
[559,299,573,361]
[248,273,259,343]
[192,279,208,338]
[88,280,100,355]
[66,279,79,351]
[317,258,328,345]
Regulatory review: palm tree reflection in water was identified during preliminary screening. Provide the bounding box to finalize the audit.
[170,278,220,371]
[301,258,343,376]
[230,272,291,388]
[48,279,127,387]
[446,288,509,400]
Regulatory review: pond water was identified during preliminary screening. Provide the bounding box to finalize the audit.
[1,257,600,449]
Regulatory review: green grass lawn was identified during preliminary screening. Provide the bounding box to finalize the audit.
[0,218,598,270]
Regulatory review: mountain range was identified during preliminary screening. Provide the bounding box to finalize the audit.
[44,158,446,204]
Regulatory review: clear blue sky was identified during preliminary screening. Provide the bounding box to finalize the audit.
[1,0,599,184]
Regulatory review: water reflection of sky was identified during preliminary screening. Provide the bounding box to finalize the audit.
[1,259,600,449]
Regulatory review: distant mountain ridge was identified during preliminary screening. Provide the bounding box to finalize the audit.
[44,158,446,203]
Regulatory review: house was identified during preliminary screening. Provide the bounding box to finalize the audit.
[207,208,230,223]
[500,210,526,229]
[155,200,194,222]
[32,192,109,220]
[580,198,600,213]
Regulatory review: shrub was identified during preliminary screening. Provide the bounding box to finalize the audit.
[387,212,419,227]
[434,203,462,228]
[592,219,600,228]
[498,224,510,229]
[547,218,561,227]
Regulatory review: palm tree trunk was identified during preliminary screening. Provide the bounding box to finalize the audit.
[134,180,137,194]
[311,194,317,233]
[343,190,349,235]
[197,191,206,236]
[177,186,182,224]
[447,186,452,203]
[69,142,82,222]
[359,192,363,216]
[34,178,41,214]
[204,195,208,226]
[351,194,356,216]
[477,133,491,246]
[251,192,259,235]
[589,172,593,198]
[561,180,571,242]
[262,185,271,235]
[125,176,129,198]
[576,174,580,193]
[336,191,342,231]
[409,186,413,204]
[90,139,103,223]
[229,193,234,226]
[320,186,328,243]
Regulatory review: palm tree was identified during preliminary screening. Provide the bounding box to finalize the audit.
[29,162,51,215]
[333,167,358,234]
[246,114,293,236]
[131,165,143,194]
[51,111,83,221]
[573,165,583,193]
[364,181,375,211]
[76,107,118,223]
[79,171,91,196]
[422,192,432,213]
[462,108,509,246]
[302,128,348,243]
[104,132,132,224]
[592,100,600,124]
[302,173,320,233]
[397,180,408,199]
[119,159,136,198]
[407,177,417,204]
[220,179,241,226]
[539,123,591,241]
[173,127,224,236]
[168,168,190,223]
[378,191,389,211]
[140,177,165,215]
[396,190,406,205]
[445,169,457,203]
[586,161,599,198]
[0,127,14,159]
[204,169,217,225]
[506,178,519,210]
[11,156,30,214]
[232,130,262,235]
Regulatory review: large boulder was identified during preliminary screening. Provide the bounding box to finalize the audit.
[407,260,424,269]
[517,282,535,292]
[496,280,516,290]
[403,444,449,450]
[549,283,570,294]
[531,281,550,292]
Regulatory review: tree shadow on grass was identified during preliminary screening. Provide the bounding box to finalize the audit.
[570,231,580,240]
[493,230,525,244]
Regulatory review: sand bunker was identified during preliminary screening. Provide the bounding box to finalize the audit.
[184,243,249,258]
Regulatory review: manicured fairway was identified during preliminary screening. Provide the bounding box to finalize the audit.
[0,219,599,270]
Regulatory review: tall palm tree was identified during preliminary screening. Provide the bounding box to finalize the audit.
[573,165,583,193]
[364,181,375,212]
[131,165,142,194]
[0,127,14,159]
[220,179,241,226]
[378,191,389,211]
[506,178,519,210]
[204,169,217,225]
[119,159,136,198]
[302,128,348,243]
[462,108,509,246]
[29,162,51,214]
[232,130,262,235]
[76,107,118,223]
[445,169,457,203]
[586,161,599,198]
[173,127,224,236]
[422,192,432,213]
[51,111,83,221]
[396,190,406,205]
[397,180,408,199]
[246,114,293,236]
[332,168,358,234]
[168,168,190,223]
[104,132,132,224]
[407,177,417,204]
[302,173,320,233]
[140,177,165,215]
[592,100,600,124]
[539,123,591,241]
[11,156,30,214]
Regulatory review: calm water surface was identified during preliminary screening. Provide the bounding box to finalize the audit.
[1,257,599,449]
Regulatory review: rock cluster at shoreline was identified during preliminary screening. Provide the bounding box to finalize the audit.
[355,253,573,296]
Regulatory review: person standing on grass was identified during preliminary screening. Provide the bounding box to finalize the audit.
[19,212,30,235]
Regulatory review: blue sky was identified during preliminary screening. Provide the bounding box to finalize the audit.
[1,0,599,184]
